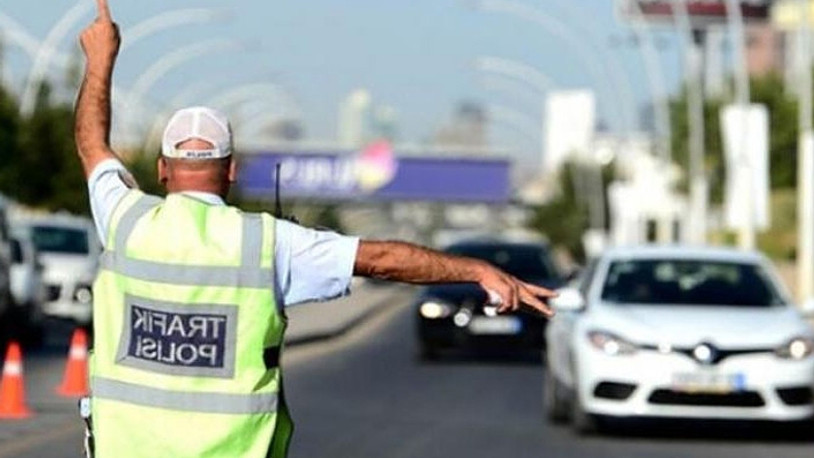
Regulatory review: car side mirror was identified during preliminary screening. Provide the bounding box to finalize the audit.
[550,288,585,312]
[801,299,814,318]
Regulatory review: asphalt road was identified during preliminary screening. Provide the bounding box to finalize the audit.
[1,287,813,457]
[284,293,814,458]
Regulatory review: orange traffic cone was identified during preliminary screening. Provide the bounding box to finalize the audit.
[0,341,32,419]
[56,329,89,397]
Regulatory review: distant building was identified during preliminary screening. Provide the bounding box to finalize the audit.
[338,89,373,148]
[434,101,487,149]
[337,89,400,147]
[372,105,398,142]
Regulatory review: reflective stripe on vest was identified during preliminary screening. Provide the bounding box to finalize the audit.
[92,377,278,415]
[101,196,271,288]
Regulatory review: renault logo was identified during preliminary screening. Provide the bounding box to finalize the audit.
[692,343,717,365]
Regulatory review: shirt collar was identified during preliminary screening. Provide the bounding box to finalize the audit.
[176,191,226,206]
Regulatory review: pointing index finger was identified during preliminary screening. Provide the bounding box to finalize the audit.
[96,0,112,21]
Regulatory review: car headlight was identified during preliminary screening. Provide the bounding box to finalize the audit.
[73,284,93,304]
[587,330,638,356]
[419,301,453,319]
[775,337,814,360]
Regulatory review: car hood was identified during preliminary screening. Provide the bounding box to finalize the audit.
[40,253,97,283]
[586,303,813,348]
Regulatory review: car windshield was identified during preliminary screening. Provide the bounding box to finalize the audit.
[447,244,556,281]
[600,259,786,307]
[30,225,89,255]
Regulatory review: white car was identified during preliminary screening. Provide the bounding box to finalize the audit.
[545,246,814,433]
[9,233,47,330]
[17,216,99,325]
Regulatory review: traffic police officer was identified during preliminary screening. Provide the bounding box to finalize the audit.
[75,1,555,456]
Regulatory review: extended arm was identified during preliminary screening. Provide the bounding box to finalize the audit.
[354,240,555,317]
[75,0,121,178]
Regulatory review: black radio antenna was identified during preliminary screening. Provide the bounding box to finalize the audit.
[274,163,283,219]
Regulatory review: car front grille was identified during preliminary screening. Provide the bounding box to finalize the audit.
[45,284,61,302]
[648,389,765,407]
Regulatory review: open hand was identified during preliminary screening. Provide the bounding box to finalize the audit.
[79,0,120,70]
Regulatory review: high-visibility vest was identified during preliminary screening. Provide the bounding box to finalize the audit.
[90,190,292,458]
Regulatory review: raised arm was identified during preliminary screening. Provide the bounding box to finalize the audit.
[75,0,121,178]
[354,240,556,317]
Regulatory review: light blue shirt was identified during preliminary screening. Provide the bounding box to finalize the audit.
[87,159,359,308]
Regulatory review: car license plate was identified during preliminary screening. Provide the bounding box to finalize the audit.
[468,316,522,335]
[671,372,746,394]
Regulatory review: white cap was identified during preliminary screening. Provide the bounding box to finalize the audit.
[161,106,233,159]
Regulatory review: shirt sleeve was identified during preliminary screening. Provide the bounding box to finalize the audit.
[274,219,360,307]
[87,158,136,248]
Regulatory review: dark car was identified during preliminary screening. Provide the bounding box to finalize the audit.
[415,240,562,359]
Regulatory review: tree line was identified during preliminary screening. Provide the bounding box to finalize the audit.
[0,81,88,214]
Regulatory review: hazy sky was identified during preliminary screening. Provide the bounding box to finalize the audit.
[1,0,688,161]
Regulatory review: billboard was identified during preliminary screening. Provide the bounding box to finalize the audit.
[617,0,772,25]
[236,143,511,203]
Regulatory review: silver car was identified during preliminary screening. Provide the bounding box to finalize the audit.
[16,216,99,325]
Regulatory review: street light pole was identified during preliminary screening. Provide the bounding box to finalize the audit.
[627,4,673,165]
[473,56,554,95]
[120,9,228,53]
[673,0,709,245]
[473,0,635,135]
[474,55,553,174]
[20,0,92,115]
[797,0,814,304]
[124,39,242,142]
[688,29,709,245]
[724,0,755,251]
[0,10,47,62]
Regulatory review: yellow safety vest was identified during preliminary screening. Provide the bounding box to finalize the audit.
[90,190,292,457]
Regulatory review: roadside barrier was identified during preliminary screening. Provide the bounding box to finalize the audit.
[56,328,89,397]
[0,341,32,419]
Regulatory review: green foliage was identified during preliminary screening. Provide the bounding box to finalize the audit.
[752,74,798,189]
[757,189,797,260]
[670,73,799,203]
[669,89,725,202]
[0,83,87,214]
[0,84,20,194]
[527,160,615,262]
